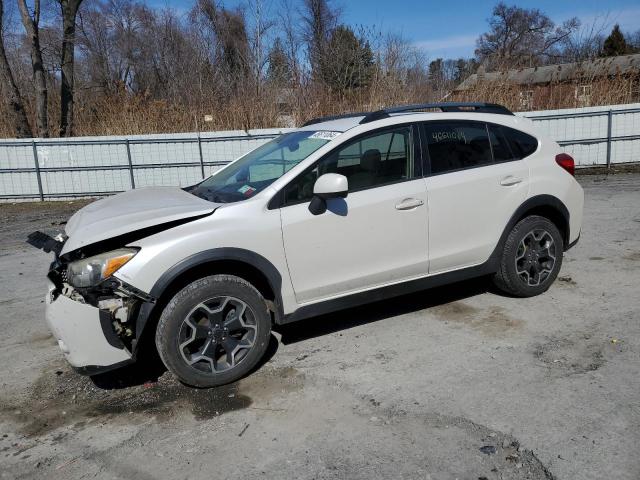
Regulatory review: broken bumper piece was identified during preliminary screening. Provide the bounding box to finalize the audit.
[45,280,132,374]
[27,230,66,255]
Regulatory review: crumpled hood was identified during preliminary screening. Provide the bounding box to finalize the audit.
[62,187,216,254]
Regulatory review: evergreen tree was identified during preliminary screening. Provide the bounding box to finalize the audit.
[267,38,291,86]
[320,25,374,92]
[602,25,629,57]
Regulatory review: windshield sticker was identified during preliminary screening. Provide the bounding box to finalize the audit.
[310,131,341,140]
[238,185,256,196]
[432,130,466,143]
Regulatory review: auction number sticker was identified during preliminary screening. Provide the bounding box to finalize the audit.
[310,131,341,140]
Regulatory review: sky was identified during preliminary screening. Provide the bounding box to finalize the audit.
[149,0,640,60]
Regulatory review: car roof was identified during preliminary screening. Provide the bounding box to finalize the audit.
[297,116,366,133]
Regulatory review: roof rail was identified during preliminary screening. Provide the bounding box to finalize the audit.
[301,102,513,128]
[360,102,513,124]
[302,111,370,127]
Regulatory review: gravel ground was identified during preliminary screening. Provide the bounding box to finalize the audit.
[0,174,639,480]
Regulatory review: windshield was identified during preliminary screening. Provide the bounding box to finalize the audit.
[189,131,338,203]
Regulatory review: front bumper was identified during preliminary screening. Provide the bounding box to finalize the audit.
[45,280,132,373]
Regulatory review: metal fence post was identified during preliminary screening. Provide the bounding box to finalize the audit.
[125,139,135,189]
[31,141,44,201]
[197,134,205,179]
[606,110,613,169]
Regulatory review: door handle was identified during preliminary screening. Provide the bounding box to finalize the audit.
[395,198,424,210]
[500,175,523,186]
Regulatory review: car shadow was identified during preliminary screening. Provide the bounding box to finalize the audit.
[90,347,167,390]
[89,277,492,390]
[275,276,492,345]
[90,333,280,390]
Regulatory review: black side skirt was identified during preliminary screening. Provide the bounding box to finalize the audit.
[281,257,499,325]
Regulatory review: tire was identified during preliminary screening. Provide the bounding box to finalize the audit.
[156,275,271,388]
[492,215,564,297]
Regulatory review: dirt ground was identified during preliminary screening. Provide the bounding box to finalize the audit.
[0,174,639,480]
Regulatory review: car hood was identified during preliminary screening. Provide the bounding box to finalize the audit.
[62,187,216,254]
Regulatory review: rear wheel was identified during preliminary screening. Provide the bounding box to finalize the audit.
[156,275,271,387]
[493,215,563,297]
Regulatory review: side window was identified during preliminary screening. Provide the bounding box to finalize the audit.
[424,121,492,174]
[283,126,413,204]
[487,124,515,163]
[503,127,538,159]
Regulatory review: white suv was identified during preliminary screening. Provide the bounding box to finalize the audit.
[30,103,584,387]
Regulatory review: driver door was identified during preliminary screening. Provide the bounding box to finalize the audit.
[278,125,429,304]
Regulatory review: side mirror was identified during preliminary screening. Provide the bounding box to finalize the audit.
[313,173,348,199]
[309,173,348,215]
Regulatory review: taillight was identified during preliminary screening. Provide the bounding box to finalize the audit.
[555,153,575,177]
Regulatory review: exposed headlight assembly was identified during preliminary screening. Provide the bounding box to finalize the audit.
[67,248,138,288]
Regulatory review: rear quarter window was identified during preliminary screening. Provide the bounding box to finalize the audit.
[503,127,538,159]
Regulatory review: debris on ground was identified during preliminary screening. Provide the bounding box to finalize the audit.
[479,445,496,455]
[557,275,577,285]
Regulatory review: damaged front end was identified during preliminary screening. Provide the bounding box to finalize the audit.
[27,187,218,375]
[32,231,155,375]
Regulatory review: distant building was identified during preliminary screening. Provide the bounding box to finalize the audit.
[452,54,640,111]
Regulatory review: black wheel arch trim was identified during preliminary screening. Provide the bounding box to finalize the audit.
[132,248,284,353]
[494,194,571,253]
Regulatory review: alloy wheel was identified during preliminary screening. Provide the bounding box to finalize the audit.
[178,296,257,373]
[515,229,557,287]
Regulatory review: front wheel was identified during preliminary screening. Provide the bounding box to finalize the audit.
[492,215,564,297]
[156,275,271,387]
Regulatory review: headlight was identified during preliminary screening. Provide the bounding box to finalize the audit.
[67,248,138,288]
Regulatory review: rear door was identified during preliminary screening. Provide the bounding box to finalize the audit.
[422,120,531,273]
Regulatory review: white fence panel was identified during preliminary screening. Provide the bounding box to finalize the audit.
[521,102,640,166]
[1,105,638,201]
[0,129,290,201]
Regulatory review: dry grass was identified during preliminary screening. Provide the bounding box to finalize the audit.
[0,74,637,138]
[452,75,639,111]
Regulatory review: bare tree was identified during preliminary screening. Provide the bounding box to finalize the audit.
[300,0,338,80]
[17,0,48,137]
[0,0,32,137]
[246,0,274,94]
[57,0,83,137]
[195,0,250,91]
[276,0,302,84]
[558,15,608,63]
[476,2,579,69]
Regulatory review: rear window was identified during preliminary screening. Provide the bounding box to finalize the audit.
[503,127,538,159]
